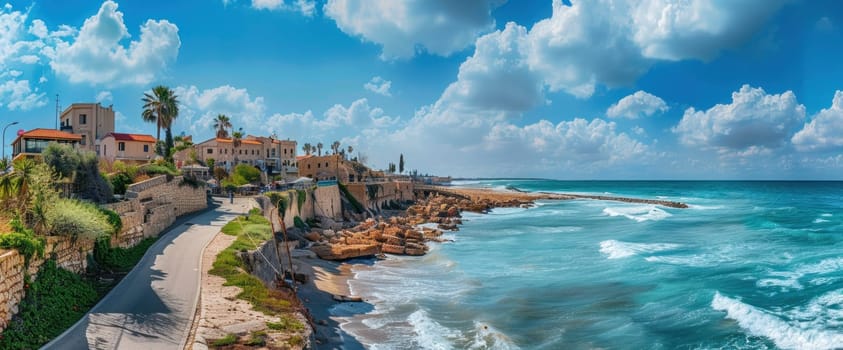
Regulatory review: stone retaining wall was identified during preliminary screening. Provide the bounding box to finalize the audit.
[0,175,207,331]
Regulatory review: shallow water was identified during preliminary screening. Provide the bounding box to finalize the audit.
[336,180,843,349]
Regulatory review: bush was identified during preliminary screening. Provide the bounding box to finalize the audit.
[233,164,261,184]
[338,183,364,213]
[98,208,122,235]
[109,172,133,195]
[0,231,45,266]
[45,199,112,240]
[139,163,178,177]
[0,260,98,349]
[212,334,238,346]
[93,236,156,272]
[178,175,204,189]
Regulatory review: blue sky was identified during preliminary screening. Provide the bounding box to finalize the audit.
[2,0,843,179]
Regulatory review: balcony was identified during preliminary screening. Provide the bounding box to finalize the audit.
[60,125,73,132]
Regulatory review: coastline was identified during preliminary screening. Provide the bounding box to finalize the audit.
[293,184,690,349]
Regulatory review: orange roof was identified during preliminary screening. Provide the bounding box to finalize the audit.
[214,138,262,145]
[106,132,156,143]
[18,128,82,141]
[296,155,313,161]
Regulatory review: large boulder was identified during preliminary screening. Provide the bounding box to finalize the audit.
[381,244,405,255]
[311,243,379,260]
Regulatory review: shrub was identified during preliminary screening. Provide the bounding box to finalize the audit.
[178,175,204,189]
[45,199,112,240]
[139,163,178,177]
[296,189,306,211]
[109,173,133,195]
[98,208,122,235]
[338,183,364,213]
[0,231,45,266]
[41,143,79,179]
[92,236,156,272]
[0,260,98,349]
[266,315,304,331]
[233,164,261,183]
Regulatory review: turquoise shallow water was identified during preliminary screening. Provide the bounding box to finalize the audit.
[335,180,843,349]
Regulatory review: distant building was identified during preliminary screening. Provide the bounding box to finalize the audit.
[246,136,298,176]
[297,154,375,183]
[99,132,156,164]
[11,128,82,160]
[194,137,265,171]
[58,103,115,154]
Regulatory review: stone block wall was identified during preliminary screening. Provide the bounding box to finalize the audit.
[314,185,342,220]
[0,175,207,332]
[346,181,415,211]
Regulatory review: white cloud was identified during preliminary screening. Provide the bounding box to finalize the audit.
[174,84,266,138]
[324,0,504,59]
[38,75,47,83]
[792,91,843,152]
[673,84,805,152]
[607,90,668,119]
[0,79,47,111]
[364,76,391,96]
[630,0,786,61]
[18,54,38,64]
[96,90,112,103]
[45,1,180,86]
[265,98,397,142]
[252,0,315,16]
[0,5,30,69]
[28,19,47,38]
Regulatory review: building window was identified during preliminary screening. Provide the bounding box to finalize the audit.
[96,145,100,155]
[307,164,311,169]
[325,162,329,167]
[103,145,107,156]
[283,148,286,155]
[79,114,87,124]
[317,163,321,168]
[207,148,213,154]
[80,135,87,145]
[118,142,125,151]
[144,144,149,153]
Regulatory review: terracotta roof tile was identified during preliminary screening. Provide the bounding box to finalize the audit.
[20,128,82,140]
[106,132,156,143]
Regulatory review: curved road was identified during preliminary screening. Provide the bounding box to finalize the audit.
[43,198,253,350]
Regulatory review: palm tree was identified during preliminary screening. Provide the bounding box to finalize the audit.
[331,141,341,155]
[0,158,35,212]
[232,130,243,148]
[302,143,312,156]
[142,85,179,160]
[213,114,232,138]
[316,142,323,156]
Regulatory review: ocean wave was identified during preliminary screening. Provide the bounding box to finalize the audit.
[644,254,729,268]
[602,205,672,222]
[822,213,833,217]
[687,204,725,210]
[599,240,681,259]
[814,218,830,223]
[469,321,521,350]
[758,257,843,291]
[408,309,462,350]
[711,292,843,350]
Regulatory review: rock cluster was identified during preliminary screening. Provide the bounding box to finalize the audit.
[308,194,535,260]
[309,216,446,260]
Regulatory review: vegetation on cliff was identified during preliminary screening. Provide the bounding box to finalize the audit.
[208,208,306,347]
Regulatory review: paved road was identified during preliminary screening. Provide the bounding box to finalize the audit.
[43,198,254,350]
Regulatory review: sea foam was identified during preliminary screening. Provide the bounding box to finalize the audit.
[602,205,671,222]
[711,292,843,350]
[599,240,681,259]
[407,309,462,350]
[469,321,521,350]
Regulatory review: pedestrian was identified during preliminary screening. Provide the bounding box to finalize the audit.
[229,190,234,204]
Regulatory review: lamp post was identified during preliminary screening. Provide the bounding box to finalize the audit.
[2,121,19,161]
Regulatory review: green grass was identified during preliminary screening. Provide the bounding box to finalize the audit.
[211,333,238,346]
[266,314,305,331]
[209,210,305,318]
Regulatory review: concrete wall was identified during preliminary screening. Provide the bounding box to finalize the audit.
[0,175,207,331]
[313,185,342,220]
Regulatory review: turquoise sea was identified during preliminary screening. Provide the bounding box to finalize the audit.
[334,180,843,349]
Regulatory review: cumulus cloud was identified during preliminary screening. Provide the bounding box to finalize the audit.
[28,19,47,38]
[364,76,391,96]
[606,90,668,119]
[265,98,397,141]
[251,0,315,16]
[324,0,504,59]
[0,79,47,111]
[174,84,266,138]
[630,0,786,61]
[45,1,180,86]
[0,5,34,69]
[792,91,843,152]
[674,84,805,152]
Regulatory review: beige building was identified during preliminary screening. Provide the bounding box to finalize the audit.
[298,154,374,183]
[194,137,265,171]
[99,132,156,164]
[11,128,82,160]
[58,103,115,153]
[246,136,298,176]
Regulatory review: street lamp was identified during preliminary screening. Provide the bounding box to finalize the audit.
[2,121,19,161]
